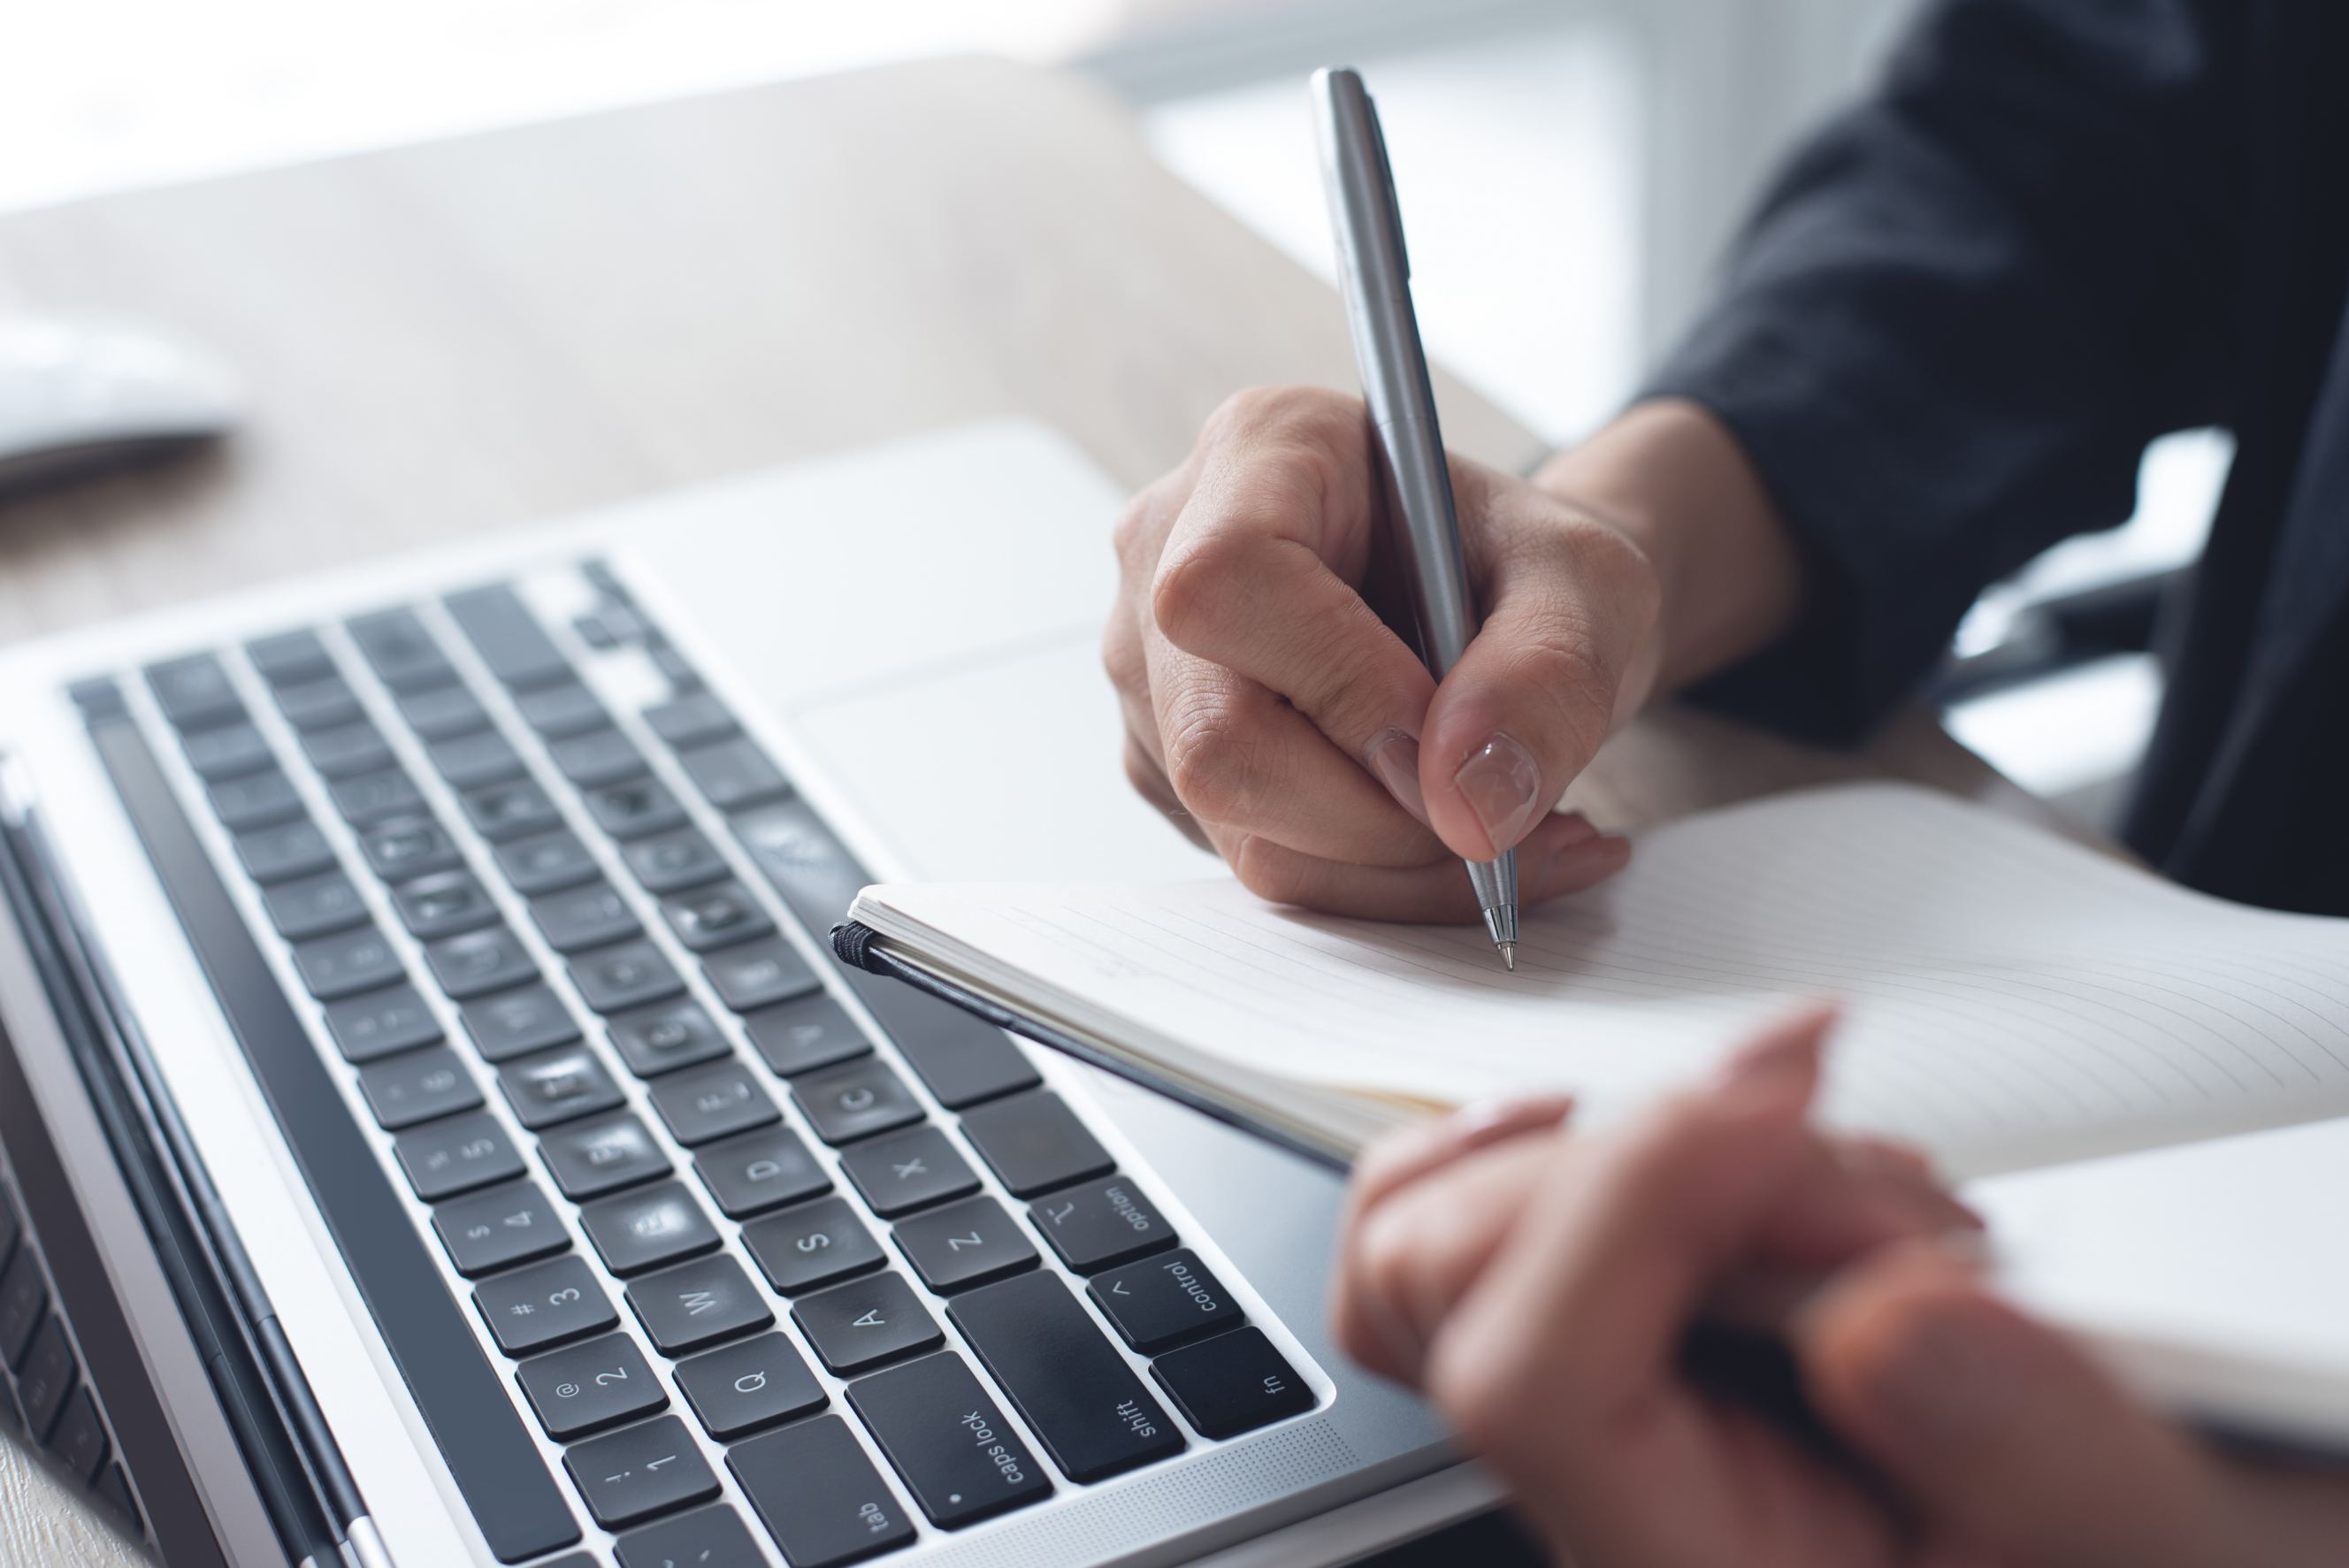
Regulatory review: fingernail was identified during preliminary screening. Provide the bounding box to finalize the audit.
[1365,730,1429,825]
[1863,1307,2000,1451]
[1454,733,1545,853]
[1444,1093,1575,1152]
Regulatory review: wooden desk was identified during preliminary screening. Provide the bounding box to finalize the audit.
[0,54,2011,1564]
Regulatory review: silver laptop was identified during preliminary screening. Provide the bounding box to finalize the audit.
[0,422,1496,1567]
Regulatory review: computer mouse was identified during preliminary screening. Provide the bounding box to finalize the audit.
[0,313,244,498]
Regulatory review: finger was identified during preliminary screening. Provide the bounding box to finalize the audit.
[1348,1094,1580,1225]
[1122,737,1211,852]
[1205,811,1626,921]
[1754,1138,1983,1268]
[1801,1244,2238,1568]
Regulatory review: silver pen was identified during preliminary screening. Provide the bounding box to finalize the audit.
[1312,65,1519,970]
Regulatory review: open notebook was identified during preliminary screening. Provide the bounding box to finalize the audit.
[836,784,2349,1184]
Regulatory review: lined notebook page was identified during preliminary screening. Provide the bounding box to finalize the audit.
[861,785,2349,1176]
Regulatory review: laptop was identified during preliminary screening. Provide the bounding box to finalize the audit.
[0,421,1496,1568]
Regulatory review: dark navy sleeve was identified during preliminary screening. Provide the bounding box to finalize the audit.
[1648,0,2248,741]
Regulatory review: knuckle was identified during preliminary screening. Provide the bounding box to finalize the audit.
[1099,619,1144,694]
[1425,1331,1534,1457]
[1149,534,1243,650]
[1163,707,1256,822]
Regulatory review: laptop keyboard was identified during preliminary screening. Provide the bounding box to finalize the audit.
[78,565,1317,1564]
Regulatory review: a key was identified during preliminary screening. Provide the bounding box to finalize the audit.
[294,925,406,1001]
[570,940,685,1013]
[208,767,305,830]
[393,870,500,940]
[460,984,581,1062]
[495,830,599,894]
[515,682,607,739]
[516,1333,665,1439]
[791,1059,922,1146]
[347,608,456,692]
[579,1182,720,1276]
[647,1059,777,1147]
[358,1045,483,1129]
[397,683,489,740]
[274,675,363,732]
[658,880,773,952]
[615,1505,766,1568]
[700,938,818,1013]
[425,925,540,1000]
[793,1272,942,1374]
[550,728,647,788]
[958,1090,1113,1197]
[329,766,426,826]
[1087,1248,1243,1354]
[431,1180,568,1278]
[1148,1328,1315,1438]
[677,738,790,813]
[727,1417,916,1567]
[743,993,870,1078]
[845,1352,1052,1528]
[356,814,463,882]
[234,819,336,885]
[445,584,575,691]
[584,776,687,841]
[300,719,395,779]
[428,730,526,791]
[641,692,737,750]
[394,1110,524,1199]
[891,1196,1037,1295]
[498,1045,625,1129]
[607,998,731,1079]
[262,869,369,941]
[621,829,726,894]
[539,1112,670,1200]
[740,1197,882,1295]
[145,654,244,729]
[463,779,562,843]
[624,1254,773,1356]
[180,721,272,781]
[244,631,335,689]
[671,1333,824,1440]
[692,1125,830,1219]
[949,1270,1183,1481]
[325,983,446,1062]
[474,1255,617,1357]
[839,1127,979,1219]
[1029,1175,1177,1274]
[529,880,641,954]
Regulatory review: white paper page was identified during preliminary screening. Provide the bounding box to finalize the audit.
[860,785,2349,1175]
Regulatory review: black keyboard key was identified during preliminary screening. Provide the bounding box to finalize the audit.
[329,765,427,826]
[529,880,640,954]
[678,738,790,813]
[300,719,394,779]
[395,1110,525,1199]
[357,814,463,882]
[398,682,489,739]
[840,1127,979,1219]
[729,1417,916,1567]
[585,776,687,840]
[742,1197,882,1295]
[702,938,818,1013]
[672,1334,824,1440]
[623,829,727,894]
[551,728,647,788]
[0,1251,48,1366]
[207,766,305,830]
[393,869,499,940]
[516,682,606,739]
[892,1197,1037,1294]
[794,1272,941,1374]
[0,1194,17,1274]
[475,1256,617,1357]
[181,722,273,781]
[649,1059,777,1147]
[792,1059,922,1146]
[429,729,525,791]
[431,1180,568,1277]
[495,829,598,893]
[847,1352,1052,1528]
[245,630,333,687]
[17,1319,75,1440]
[49,1386,109,1481]
[499,1044,625,1129]
[744,994,870,1078]
[463,778,562,843]
[1088,1249,1243,1354]
[146,654,243,729]
[580,1182,720,1276]
[516,1333,665,1439]
[616,1505,766,1568]
[959,1090,1113,1197]
[570,940,685,1013]
[950,1270,1183,1481]
[461,984,581,1061]
[692,1125,829,1219]
[426,924,539,1000]
[358,1045,482,1128]
[275,675,363,732]
[93,1464,139,1533]
[870,993,1037,1112]
[1151,1328,1314,1438]
[233,819,336,885]
[625,1254,773,1356]
[643,692,738,750]
[294,924,405,1001]
[446,585,574,691]
[539,1112,669,1200]
[1030,1175,1176,1274]
[262,869,369,941]
[659,879,773,953]
[348,608,455,692]
[608,998,731,1079]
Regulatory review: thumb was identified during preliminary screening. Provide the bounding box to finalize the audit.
[1799,1246,2236,1568]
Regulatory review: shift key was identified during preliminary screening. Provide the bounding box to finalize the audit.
[845,1352,1052,1528]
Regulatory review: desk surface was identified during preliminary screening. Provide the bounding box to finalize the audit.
[0,55,2014,1565]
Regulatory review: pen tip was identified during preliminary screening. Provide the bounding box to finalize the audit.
[1499,942,1517,972]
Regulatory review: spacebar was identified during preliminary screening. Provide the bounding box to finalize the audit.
[88,715,580,1564]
